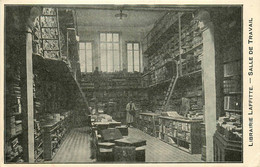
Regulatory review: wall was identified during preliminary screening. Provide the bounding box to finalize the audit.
[78,25,153,72]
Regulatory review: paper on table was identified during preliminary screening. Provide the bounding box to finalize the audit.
[162,111,185,118]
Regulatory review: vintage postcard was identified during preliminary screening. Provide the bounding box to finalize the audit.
[0,0,259,166]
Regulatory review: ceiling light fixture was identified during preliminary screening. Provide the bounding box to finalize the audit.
[115,10,127,20]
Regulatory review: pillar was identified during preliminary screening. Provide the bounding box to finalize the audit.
[197,10,217,162]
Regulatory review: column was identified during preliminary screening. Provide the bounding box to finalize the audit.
[197,10,217,162]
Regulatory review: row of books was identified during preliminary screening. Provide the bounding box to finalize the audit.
[5,137,24,163]
[217,113,242,141]
[224,95,242,111]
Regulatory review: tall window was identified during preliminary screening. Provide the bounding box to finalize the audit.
[79,42,93,72]
[127,42,141,72]
[100,32,120,72]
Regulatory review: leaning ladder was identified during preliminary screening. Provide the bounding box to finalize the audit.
[162,60,179,112]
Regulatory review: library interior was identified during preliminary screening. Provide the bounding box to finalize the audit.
[4,5,242,163]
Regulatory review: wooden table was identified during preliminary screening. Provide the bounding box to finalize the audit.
[114,137,146,162]
[114,137,146,147]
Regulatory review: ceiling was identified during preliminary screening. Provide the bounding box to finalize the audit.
[75,9,166,28]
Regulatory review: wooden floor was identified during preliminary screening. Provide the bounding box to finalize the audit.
[51,127,94,163]
[50,127,202,163]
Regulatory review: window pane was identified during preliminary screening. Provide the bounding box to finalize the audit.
[100,50,106,58]
[79,50,85,72]
[101,54,107,72]
[128,66,133,72]
[87,65,92,72]
[107,43,112,50]
[127,43,132,50]
[107,33,112,42]
[134,65,139,72]
[86,43,92,50]
[79,43,85,50]
[134,50,139,72]
[134,43,139,50]
[114,66,120,72]
[140,52,143,72]
[128,51,133,64]
[113,33,119,42]
[86,51,92,65]
[107,66,113,72]
[113,43,119,50]
[100,33,106,42]
[134,51,139,64]
[107,50,113,72]
[128,50,133,72]
[114,51,120,71]
[107,50,113,58]
[101,43,106,50]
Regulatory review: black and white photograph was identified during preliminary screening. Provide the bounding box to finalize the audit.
[1,2,259,165]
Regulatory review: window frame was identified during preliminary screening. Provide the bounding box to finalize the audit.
[99,32,121,72]
[79,41,94,73]
[126,41,142,72]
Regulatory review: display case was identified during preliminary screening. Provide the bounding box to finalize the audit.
[158,116,202,154]
[137,113,160,137]
[213,131,242,162]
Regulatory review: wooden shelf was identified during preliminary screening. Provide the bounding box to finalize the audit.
[159,116,202,154]
[223,58,241,64]
[148,78,172,88]
[42,115,72,160]
[224,92,242,95]
[224,109,242,113]
[180,69,202,78]
[224,74,241,78]
[142,59,173,78]
[174,42,203,59]
[214,131,242,162]
[159,136,191,153]
[143,14,180,55]
[137,113,160,137]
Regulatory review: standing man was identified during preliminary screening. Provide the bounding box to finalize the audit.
[126,100,136,127]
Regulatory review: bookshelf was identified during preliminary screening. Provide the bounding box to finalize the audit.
[158,116,202,154]
[42,113,72,160]
[80,72,148,123]
[140,11,205,155]
[213,8,242,162]
[137,113,160,137]
[141,12,204,116]
[5,61,24,163]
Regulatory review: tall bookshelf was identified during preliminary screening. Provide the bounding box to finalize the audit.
[213,8,242,162]
[5,58,24,163]
[32,6,86,161]
[80,72,148,123]
[142,11,204,117]
[140,11,205,154]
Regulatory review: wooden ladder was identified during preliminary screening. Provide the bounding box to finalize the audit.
[162,60,179,112]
